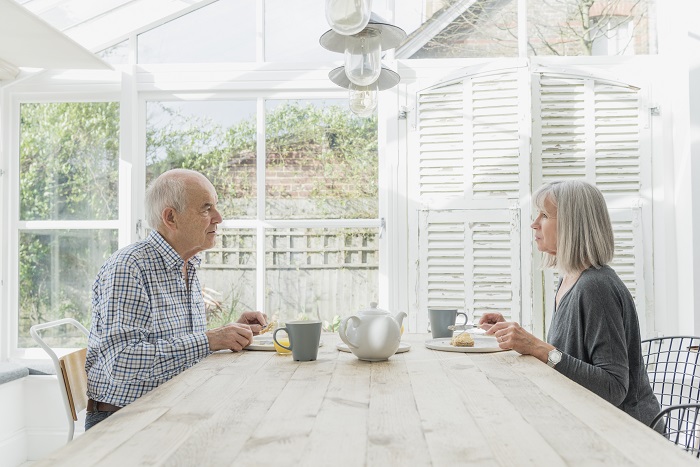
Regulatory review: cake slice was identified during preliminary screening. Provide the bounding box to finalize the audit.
[451,332,474,347]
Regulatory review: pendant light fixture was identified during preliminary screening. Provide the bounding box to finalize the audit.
[325,0,371,36]
[344,28,381,86]
[348,82,378,118]
[320,12,406,117]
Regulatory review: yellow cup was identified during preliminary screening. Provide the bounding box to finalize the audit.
[273,332,292,355]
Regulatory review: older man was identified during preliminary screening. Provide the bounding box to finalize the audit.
[85,169,265,429]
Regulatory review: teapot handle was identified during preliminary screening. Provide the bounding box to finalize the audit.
[338,315,361,349]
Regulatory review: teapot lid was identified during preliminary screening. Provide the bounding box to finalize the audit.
[359,302,390,316]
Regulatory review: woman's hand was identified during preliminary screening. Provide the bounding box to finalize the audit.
[237,311,268,335]
[485,321,553,362]
[478,313,506,331]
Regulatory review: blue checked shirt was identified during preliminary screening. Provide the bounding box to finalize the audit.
[86,231,211,407]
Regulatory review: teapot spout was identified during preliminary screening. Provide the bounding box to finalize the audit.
[394,311,407,327]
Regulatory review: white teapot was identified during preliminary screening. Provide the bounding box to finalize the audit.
[338,302,407,361]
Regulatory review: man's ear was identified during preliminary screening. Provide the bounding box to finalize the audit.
[162,207,177,231]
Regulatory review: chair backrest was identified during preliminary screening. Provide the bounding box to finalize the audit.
[30,318,89,443]
[59,347,88,421]
[642,336,700,408]
[650,403,700,457]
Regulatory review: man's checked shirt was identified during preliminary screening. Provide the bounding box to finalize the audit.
[86,230,211,407]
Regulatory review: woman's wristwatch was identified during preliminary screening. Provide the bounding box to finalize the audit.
[547,348,563,368]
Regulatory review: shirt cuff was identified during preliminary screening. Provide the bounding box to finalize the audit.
[186,331,211,361]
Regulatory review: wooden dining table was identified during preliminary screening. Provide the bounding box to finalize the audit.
[35,333,697,466]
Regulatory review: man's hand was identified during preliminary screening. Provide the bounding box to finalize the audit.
[237,311,268,335]
[206,323,254,352]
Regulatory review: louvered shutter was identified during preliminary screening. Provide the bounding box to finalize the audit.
[416,70,524,207]
[532,71,650,335]
[412,66,526,332]
[417,82,465,200]
[418,209,520,327]
[408,62,650,337]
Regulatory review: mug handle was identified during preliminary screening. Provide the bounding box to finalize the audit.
[273,328,292,351]
[456,312,468,326]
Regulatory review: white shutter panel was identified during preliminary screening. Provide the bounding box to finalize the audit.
[533,71,649,335]
[417,82,465,201]
[535,74,588,183]
[418,209,520,330]
[533,72,645,197]
[594,82,642,197]
[416,70,523,207]
[469,72,521,199]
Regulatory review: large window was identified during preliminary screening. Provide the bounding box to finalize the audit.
[18,102,120,348]
[145,98,379,330]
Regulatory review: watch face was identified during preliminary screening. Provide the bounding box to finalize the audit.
[549,349,562,364]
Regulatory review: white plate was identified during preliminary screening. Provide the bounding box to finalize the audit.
[246,335,323,351]
[336,342,411,354]
[425,335,506,353]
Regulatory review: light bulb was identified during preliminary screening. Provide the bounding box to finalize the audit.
[348,83,378,118]
[325,0,371,36]
[344,28,381,86]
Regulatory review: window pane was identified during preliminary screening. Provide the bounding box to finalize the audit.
[146,100,257,219]
[265,100,378,219]
[138,0,256,63]
[18,230,118,348]
[265,0,338,62]
[404,0,518,58]
[97,40,130,65]
[265,228,378,325]
[20,102,119,221]
[198,228,257,329]
[527,0,655,56]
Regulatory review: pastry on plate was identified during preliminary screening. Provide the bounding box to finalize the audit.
[451,332,474,347]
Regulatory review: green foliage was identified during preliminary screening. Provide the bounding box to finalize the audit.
[323,315,342,333]
[18,99,377,345]
[20,102,119,221]
[203,286,245,329]
[18,102,120,346]
[146,100,378,218]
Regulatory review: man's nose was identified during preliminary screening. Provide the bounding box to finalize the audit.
[213,209,223,223]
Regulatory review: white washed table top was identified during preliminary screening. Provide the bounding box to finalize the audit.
[35,333,697,466]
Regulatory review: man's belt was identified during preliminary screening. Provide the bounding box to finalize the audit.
[87,398,122,412]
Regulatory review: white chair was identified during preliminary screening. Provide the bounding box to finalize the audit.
[30,318,89,443]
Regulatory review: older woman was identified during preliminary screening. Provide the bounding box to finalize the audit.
[480,180,660,428]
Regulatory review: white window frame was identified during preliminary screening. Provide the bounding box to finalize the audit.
[1,62,389,360]
[1,75,122,360]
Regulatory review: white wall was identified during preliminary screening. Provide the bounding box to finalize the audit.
[654,0,700,336]
[0,375,85,466]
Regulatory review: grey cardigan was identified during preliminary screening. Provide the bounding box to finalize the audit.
[547,265,660,427]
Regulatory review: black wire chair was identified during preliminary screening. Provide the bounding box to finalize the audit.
[641,336,700,408]
[650,403,700,457]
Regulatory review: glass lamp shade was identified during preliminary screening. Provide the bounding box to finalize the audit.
[344,28,381,86]
[325,0,371,36]
[348,82,378,117]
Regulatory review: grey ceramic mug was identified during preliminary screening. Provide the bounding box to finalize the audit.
[273,321,322,361]
[428,308,468,339]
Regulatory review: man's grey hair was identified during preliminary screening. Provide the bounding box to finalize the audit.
[533,180,614,274]
[145,169,192,230]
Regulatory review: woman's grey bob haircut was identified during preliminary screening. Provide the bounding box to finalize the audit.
[145,169,194,230]
[533,180,614,274]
